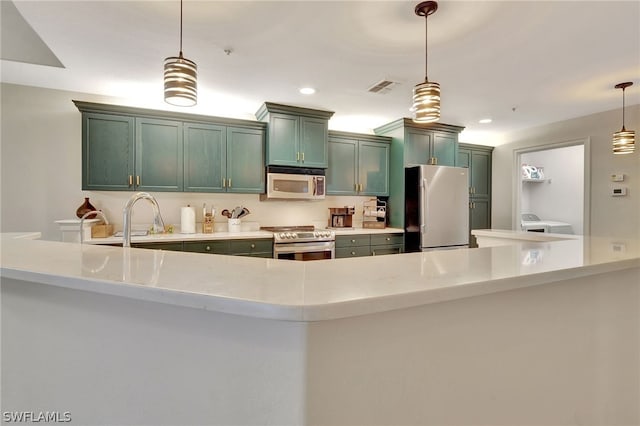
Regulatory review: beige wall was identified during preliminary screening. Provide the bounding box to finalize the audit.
[0,83,371,241]
[492,104,640,239]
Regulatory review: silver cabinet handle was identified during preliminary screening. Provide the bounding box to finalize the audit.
[222,178,226,188]
[129,175,133,186]
[205,245,211,251]
[351,251,356,255]
[351,239,356,243]
[296,152,300,161]
[228,178,232,188]
[136,175,140,186]
[301,152,304,162]
[250,243,256,249]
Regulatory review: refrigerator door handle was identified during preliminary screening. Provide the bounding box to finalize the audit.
[421,177,428,233]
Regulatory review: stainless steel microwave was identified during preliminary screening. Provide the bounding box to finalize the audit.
[261,166,326,200]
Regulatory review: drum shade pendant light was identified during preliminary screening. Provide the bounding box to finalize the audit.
[164,0,197,106]
[612,82,635,154]
[412,1,440,123]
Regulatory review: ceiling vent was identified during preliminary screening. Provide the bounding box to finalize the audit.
[367,79,399,94]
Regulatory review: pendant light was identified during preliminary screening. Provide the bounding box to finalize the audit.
[412,1,440,124]
[612,82,634,154]
[164,0,197,106]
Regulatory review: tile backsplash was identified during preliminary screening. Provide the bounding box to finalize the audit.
[68,192,378,234]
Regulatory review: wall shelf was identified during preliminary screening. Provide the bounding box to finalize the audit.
[523,178,550,183]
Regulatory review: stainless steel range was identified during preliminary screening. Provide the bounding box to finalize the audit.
[261,226,335,261]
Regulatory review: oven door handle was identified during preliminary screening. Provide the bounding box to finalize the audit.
[274,242,335,254]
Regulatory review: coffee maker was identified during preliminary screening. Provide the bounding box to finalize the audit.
[328,206,354,229]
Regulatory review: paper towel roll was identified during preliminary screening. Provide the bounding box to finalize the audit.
[181,206,196,234]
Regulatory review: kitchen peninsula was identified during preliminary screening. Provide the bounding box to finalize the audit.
[2,232,638,425]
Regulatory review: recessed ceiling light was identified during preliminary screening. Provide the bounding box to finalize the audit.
[479,118,492,124]
[299,87,316,95]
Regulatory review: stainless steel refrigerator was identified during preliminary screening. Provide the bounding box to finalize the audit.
[405,165,469,251]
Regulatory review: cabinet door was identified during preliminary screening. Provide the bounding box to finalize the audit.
[358,141,389,196]
[405,130,432,165]
[327,137,357,195]
[183,240,228,254]
[131,242,184,251]
[136,118,183,191]
[83,113,134,190]
[457,148,471,169]
[470,150,491,198]
[267,113,299,166]
[183,123,226,192]
[299,116,328,168]
[226,127,265,193]
[470,199,491,230]
[432,133,457,166]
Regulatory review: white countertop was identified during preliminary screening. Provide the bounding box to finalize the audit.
[84,227,404,244]
[2,230,638,322]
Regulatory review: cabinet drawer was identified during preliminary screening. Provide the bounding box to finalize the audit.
[335,234,370,248]
[132,242,184,251]
[228,239,273,255]
[183,241,228,254]
[336,246,371,258]
[371,245,403,256]
[370,233,404,246]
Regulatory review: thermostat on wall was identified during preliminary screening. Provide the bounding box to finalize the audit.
[611,187,627,196]
[611,174,625,182]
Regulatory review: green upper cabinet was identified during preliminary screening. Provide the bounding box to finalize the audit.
[256,102,334,168]
[75,100,266,194]
[458,143,493,237]
[136,117,183,192]
[358,140,389,195]
[327,136,358,195]
[82,113,135,190]
[327,131,390,196]
[183,123,226,192]
[432,132,457,166]
[374,118,464,228]
[405,130,432,165]
[226,126,265,193]
[183,124,265,193]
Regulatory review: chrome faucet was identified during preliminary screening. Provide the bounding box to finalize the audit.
[79,210,110,244]
[122,192,165,247]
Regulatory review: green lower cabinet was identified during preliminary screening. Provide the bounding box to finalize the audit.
[228,239,273,257]
[335,233,404,258]
[327,132,390,196]
[370,233,404,256]
[182,240,228,254]
[131,242,184,251]
[336,246,371,258]
[183,239,273,258]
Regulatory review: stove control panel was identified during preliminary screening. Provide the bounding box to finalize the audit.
[274,230,335,243]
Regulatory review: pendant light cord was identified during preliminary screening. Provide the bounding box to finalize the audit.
[424,15,429,82]
[622,87,626,129]
[179,0,183,56]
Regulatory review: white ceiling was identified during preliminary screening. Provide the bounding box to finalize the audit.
[2,0,639,145]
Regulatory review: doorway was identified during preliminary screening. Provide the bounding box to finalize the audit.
[513,138,590,235]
